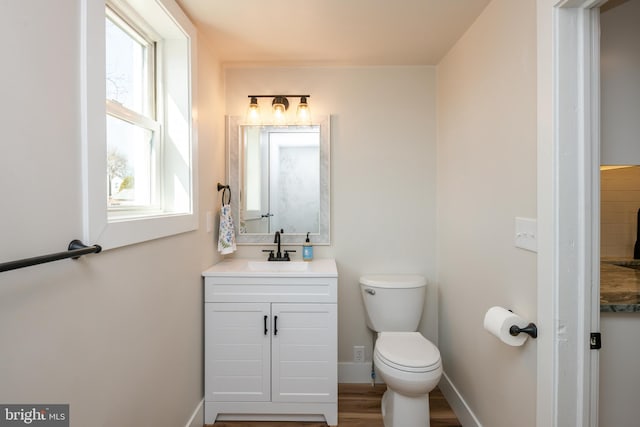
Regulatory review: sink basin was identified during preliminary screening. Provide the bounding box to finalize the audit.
[248,261,309,272]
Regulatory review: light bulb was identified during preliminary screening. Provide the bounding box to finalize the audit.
[246,97,261,125]
[296,96,311,125]
[272,96,288,126]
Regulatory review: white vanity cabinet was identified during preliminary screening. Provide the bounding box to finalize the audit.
[203,259,338,426]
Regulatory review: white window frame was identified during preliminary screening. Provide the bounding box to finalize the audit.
[105,5,161,216]
[105,103,162,215]
[105,4,156,119]
[81,0,198,250]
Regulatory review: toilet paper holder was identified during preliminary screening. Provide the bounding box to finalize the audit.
[509,323,538,339]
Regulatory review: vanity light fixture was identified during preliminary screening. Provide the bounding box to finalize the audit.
[245,95,311,125]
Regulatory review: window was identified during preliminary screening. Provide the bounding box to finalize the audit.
[105,7,159,214]
[81,0,198,250]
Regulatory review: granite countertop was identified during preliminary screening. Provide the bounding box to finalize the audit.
[600,259,640,312]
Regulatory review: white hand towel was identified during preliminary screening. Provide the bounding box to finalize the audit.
[218,203,236,254]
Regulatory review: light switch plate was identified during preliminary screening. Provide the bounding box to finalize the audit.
[515,217,537,252]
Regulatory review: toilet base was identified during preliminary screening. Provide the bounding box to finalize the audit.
[381,388,431,427]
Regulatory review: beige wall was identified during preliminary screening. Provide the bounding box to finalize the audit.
[599,2,640,425]
[601,167,640,258]
[436,0,537,426]
[601,0,640,165]
[223,66,438,368]
[600,0,640,257]
[0,1,225,426]
[599,312,640,426]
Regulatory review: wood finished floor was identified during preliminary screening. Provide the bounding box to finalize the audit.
[208,383,462,427]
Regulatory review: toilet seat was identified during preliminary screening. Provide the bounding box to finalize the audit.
[360,275,426,288]
[375,332,441,373]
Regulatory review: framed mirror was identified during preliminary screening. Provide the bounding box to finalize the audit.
[227,116,330,245]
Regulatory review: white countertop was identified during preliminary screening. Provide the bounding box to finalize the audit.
[202,258,337,278]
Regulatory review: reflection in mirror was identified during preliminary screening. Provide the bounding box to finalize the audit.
[227,116,330,245]
[243,126,320,234]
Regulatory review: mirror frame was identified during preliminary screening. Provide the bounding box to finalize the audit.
[226,115,331,245]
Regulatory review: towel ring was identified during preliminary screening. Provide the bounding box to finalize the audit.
[217,183,231,205]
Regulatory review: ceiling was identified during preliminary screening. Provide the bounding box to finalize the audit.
[175,0,491,66]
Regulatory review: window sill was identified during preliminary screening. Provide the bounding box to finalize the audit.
[90,211,198,251]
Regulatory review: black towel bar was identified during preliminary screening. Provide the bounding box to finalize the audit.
[0,240,102,273]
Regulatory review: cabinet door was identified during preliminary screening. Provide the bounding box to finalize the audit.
[205,302,271,402]
[271,303,337,403]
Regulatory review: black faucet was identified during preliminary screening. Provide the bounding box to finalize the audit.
[262,229,296,261]
[274,229,283,259]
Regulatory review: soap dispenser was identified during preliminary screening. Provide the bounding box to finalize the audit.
[303,232,313,261]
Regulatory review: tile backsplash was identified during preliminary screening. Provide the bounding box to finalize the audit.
[601,166,640,258]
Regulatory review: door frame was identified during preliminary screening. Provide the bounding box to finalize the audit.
[537,1,603,426]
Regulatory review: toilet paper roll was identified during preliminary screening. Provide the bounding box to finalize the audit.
[483,306,529,346]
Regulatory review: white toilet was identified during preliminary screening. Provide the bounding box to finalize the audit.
[360,275,442,427]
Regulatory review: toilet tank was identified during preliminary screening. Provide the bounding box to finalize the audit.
[359,275,427,332]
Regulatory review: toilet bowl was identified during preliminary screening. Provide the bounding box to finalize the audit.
[359,275,442,427]
[374,332,442,427]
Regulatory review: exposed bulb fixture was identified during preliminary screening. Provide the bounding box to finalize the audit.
[296,96,311,126]
[246,96,261,125]
[272,96,289,126]
[245,95,311,125]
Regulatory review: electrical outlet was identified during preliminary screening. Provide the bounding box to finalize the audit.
[353,346,365,363]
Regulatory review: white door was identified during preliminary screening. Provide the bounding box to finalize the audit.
[271,303,337,403]
[204,302,271,402]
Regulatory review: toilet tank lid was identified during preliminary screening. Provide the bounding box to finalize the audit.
[359,274,426,288]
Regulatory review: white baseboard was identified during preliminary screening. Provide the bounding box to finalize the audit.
[438,372,482,427]
[185,398,204,427]
[338,361,385,384]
